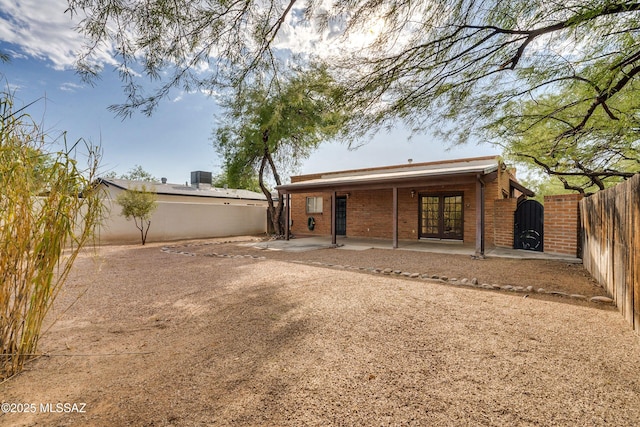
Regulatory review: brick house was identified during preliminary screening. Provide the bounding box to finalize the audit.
[277,156,535,256]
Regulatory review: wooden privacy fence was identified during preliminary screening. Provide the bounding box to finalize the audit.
[580,174,640,334]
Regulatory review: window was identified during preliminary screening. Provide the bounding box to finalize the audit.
[306,196,323,214]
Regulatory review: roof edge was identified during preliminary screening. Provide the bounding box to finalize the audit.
[510,179,535,197]
[277,164,499,193]
[292,155,500,182]
[97,178,268,201]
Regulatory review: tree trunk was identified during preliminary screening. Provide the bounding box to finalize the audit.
[264,145,286,235]
[142,220,151,245]
[257,129,284,236]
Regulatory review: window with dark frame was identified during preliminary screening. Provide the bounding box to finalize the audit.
[306,196,323,214]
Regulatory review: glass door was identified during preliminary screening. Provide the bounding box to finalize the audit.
[419,194,463,240]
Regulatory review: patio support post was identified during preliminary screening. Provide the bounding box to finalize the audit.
[393,187,398,249]
[475,175,485,257]
[284,192,290,241]
[331,191,337,246]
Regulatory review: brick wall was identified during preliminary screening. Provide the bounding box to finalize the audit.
[493,198,517,248]
[289,183,482,242]
[290,192,333,236]
[347,189,394,238]
[483,180,503,248]
[287,160,515,247]
[544,194,583,256]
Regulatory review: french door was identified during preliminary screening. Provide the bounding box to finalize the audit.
[419,194,464,240]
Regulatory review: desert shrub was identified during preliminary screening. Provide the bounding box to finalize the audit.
[116,184,157,245]
[0,93,103,379]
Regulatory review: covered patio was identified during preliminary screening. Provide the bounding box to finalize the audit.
[276,157,533,257]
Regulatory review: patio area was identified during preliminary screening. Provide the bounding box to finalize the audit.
[244,236,582,263]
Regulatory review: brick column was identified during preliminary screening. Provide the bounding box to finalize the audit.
[543,194,584,256]
[493,198,517,248]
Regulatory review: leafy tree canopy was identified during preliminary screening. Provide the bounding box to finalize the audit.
[212,171,262,194]
[117,184,157,221]
[103,165,159,182]
[120,165,159,182]
[492,80,639,193]
[68,0,640,191]
[332,0,640,191]
[213,66,348,235]
[67,0,303,116]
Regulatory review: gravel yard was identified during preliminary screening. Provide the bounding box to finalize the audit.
[1,237,639,426]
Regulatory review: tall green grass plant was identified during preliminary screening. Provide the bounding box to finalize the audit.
[0,93,103,379]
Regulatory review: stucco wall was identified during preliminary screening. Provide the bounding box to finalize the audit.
[98,199,267,244]
[97,183,268,244]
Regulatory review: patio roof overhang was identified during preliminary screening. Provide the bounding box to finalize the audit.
[276,160,500,194]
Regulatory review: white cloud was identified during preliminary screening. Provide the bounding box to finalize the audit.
[0,0,112,70]
[0,0,392,76]
[59,81,84,92]
[4,81,23,93]
[274,4,346,58]
[4,48,28,60]
[274,2,412,64]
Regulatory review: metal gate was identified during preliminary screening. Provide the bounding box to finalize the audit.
[514,200,544,252]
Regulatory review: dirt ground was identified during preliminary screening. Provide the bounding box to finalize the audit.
[2,237,640,426]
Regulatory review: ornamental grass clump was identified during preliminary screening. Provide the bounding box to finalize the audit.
[0,94,103,380]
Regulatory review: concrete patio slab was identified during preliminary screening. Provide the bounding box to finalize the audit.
[243,236,582,263]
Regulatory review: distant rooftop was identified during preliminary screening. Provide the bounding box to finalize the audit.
[99,178,268,201]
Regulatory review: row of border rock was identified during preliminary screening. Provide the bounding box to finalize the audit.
[161,240,259,257]
[161,240,268,261]
[294,261,613,304]
[161,244,614,305]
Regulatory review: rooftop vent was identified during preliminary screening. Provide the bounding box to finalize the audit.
[161,177,167,184]
[190,171,212,190]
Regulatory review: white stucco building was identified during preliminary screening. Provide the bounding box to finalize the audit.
[96,171,269,244]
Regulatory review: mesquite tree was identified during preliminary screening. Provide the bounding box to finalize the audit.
[214,67,347,236]
[68,1,640,189]
[331,0,640,190]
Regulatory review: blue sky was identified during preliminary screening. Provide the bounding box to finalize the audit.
[0,0,498,185]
